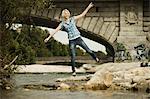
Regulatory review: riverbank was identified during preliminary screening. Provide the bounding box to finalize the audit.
[3,73,150,99]
[59,62,150,93]
[15,62,150,93]
[2,62,150,99]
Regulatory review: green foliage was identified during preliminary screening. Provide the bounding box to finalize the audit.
[0,0,54,90]
[115,43,126,51]
[0,0,49,22]
[1,25,87,65]
[76,48,85,56]
[0,0,86,65]
[96,51,106,57]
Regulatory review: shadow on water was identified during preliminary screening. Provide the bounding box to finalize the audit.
[44,62,85,68]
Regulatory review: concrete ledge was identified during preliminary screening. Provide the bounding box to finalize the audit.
[16,64,86,73]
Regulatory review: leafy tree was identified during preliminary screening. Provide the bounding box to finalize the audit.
[0,0,50,90]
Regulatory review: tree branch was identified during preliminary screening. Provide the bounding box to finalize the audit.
[4,55,18,69]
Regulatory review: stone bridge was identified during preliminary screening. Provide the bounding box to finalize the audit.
[18,0,149,59]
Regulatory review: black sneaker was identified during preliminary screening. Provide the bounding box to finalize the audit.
[96,57,100,63]
[72,72,76,77]
[140,62,149,67]
[145,63,149,67]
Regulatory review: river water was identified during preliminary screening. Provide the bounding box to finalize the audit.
[1,73,150,99]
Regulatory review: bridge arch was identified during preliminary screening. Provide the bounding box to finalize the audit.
[79,28,115,57]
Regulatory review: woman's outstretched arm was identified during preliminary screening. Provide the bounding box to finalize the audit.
[44,24,62,43]
[74,2,94,20]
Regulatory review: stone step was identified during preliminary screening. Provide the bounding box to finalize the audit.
[119,31,146,36]
[117,36,146,44]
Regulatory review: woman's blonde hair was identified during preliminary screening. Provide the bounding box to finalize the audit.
[61,9,70,18]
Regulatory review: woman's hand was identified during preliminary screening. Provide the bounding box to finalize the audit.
[44,24,62,43]
[44,33,52,43]
[88,2,94,9]
[74,2,94,20]
[44,37,50,43]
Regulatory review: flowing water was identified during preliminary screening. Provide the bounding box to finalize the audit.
[1,73,150,99]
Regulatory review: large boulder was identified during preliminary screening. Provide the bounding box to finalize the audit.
[86,62,150,92]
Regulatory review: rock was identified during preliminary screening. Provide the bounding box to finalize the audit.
[86,75,103,85]
[24,88,30,91]
[103,72,113,87]
[87,62,150,92]
[129,67,148,76]
[56,75,93,82]
[59,83,70,89]
[134,80,149,92]
[133,76,145,83]
[23,84,58,90]
[84,83,107,90]
[82,64,97,73]
[124,73,134,82]
[120,82,137,89]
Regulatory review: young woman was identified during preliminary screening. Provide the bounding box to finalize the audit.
[44,2,99,76]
